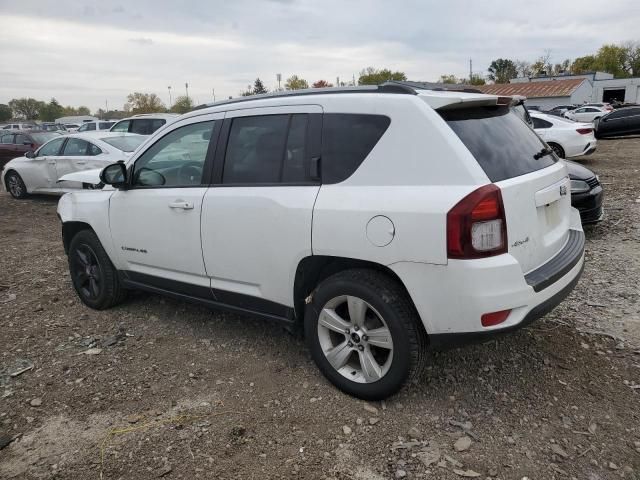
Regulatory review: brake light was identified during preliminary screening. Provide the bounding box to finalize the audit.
[481,309,511,327]
[576,128,593,135]
[447,184,507,259]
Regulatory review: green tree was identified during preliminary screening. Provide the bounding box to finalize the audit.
[8,98,45,119]
[623,41,640,76]
[572,55,597,74]
[0,104,13,122]
[39,98,64,122]
[487,59,518,83]
[253,78,268,94]
[285,75,309,90]
[468,74,486,85]
[312,80,333,88]
[170,95,194,114]
[77,106,91,115]
[126,92,165,114]
[595,44,629,77]
[438,74,459,84]
[358,67,407,85]
[240,85,254,96]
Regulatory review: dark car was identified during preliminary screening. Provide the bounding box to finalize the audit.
[594,106,640,138]
[545,104,578,116]
[0,130,62,169]
[565,160,603,224]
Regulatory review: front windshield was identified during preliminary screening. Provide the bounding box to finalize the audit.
[101,135,145,152]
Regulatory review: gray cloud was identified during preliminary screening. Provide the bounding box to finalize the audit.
[0,0,637,111]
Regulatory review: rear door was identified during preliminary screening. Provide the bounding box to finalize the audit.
[56,137,92,189]
[441,105,575,274]
[201,105,322,310]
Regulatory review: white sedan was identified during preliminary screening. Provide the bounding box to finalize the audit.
[564,106,608,123]
[530,111,597,159]
[1,132,145,199]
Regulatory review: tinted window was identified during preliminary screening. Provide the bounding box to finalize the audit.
[87,143,102,156]
[15,134,30,145]
[133,121,214,187]
[130,119,166,135]
[38,137,65,156]
[441,106,555,182]
[223,114,309,184]
[532,117,553,129]
[321,114,390,184]
[1,134,13,144]
[99,122,115,130]
[110,120,130,132]
[63,138,90,156]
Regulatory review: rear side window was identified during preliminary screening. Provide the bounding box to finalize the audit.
[222,114,309,184]
[131,119,166,135]
[63,138,90,156]
[321,114,390,184]
[111,120,130,132]
[441,106,555,182]
[99,122,114,130]
[532,117,553,129]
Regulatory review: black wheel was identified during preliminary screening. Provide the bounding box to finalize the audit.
[5,171,28,199]
[68,230,126,310]
[548,142,565,159]
[304,269,427,400]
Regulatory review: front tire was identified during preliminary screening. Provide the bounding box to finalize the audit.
[5,171,28,199]
[304,269,427,400]
[68,230,126,310]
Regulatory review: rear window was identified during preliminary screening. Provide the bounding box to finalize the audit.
[440,106,556,182]
[321,114,390,184]
[99,122,115,130]
[101,135,145,152]
[130,119,166,135]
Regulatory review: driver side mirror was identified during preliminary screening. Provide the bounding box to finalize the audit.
[100,162,128,188]
[25,150,35,159]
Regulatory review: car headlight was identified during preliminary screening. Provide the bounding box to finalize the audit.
[570,179,590,193]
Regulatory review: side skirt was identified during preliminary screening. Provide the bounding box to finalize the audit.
[120,272,297,329]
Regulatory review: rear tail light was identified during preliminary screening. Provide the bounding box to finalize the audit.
[481,309,511,327]
[447,184,507,259]
[576,128,593,135]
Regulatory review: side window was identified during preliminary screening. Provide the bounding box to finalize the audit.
[15,134,29,145]
[222,114,309,184]
[111,120,130,132]
[532,117,552,129]
[38,137,65,156]
[86,123,96,131]
[77,124,88,132]
[1,134,14,144]
[321,114,391,184]
[99,122,114,130]
[132,121,214,187]
[130,119,165,135]
[87,143,102,156]
[62,138,89,156]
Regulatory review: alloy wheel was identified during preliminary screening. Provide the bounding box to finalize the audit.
[7,174,23,197]
[72,244,103,300]
[317,295,394,383]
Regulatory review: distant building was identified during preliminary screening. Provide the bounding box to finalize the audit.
[54,115,98,125]
[477,72,640,108]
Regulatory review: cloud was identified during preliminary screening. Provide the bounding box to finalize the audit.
[0,0,637,111]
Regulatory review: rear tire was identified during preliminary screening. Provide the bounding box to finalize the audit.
[304,269,427,400]
[5,171,28,199]
[68,230,126,310]
[548,142,565,159]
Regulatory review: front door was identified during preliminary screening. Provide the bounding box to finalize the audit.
[201,105,322,311]
[20,136,66,190]
[108,114,222,295]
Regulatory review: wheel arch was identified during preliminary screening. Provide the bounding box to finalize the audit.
[293,255,421,327]
[62,221,95,254]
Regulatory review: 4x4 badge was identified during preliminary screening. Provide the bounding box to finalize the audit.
[559,185,568,196]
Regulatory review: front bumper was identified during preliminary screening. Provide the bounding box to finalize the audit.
[572,185,603,224]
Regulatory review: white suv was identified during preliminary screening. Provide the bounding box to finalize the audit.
[57,84,585,399]
[109,113,178,135]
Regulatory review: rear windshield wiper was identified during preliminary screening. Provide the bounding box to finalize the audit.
[533,147,553,160]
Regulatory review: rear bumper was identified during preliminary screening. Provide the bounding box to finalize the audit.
[390,210,585,349]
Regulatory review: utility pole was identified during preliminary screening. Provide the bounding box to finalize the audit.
[276,73,281,91]
[185,83,189,102]
[105,100,108,118]
[168,86,172,107]
[469,59,473,81]
[212,88,215,103]
[336,76,340,87]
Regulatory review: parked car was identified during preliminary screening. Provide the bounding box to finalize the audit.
[77,121,116,133]
[529,111,596,158]
[56,85,585,399]
[584,102,613,112]
[564,106,608,123]
[64,124,80,133]
[546,105,577,116]
[1,132,145,199]
[1,123,36,130]
[40,122,67,132]
[109,113,178,135]
[564,160,604,224]
[0,130,62,169]
[594,106,640,138]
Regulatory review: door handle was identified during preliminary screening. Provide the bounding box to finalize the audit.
[168,200,194,210]
[47,160,56,165]
[76,161,87,165]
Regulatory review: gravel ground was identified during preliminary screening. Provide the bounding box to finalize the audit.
[1,138,639,480]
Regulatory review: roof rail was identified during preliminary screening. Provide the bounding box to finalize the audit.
[193,83,417,111]
[382,80,483,94]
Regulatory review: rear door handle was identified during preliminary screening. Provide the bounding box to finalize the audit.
[76,160,87,165]
[168,200,194,210]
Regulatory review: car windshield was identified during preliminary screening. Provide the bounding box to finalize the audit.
[101,135,145,152]
[31,132,61,143]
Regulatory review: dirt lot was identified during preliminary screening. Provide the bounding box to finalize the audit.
[1,138,639,480]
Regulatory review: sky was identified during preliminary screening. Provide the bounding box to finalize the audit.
[0,0,638,112]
